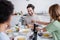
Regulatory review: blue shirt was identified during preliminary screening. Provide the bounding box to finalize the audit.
[0,32,10,40]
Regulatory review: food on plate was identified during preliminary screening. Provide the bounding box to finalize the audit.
[6,29,13,33]
[17,37,25,40]
[23,29,29,34]
[43,33,49,38]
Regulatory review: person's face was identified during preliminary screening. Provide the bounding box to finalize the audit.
[27,7,34,16]
[6,15,12,29]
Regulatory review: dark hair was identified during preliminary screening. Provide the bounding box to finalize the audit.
[49,4,60,21]
[27,4,35,10]
[0,0,14,23]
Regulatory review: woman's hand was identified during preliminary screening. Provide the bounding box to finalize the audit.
[36,27,47,32]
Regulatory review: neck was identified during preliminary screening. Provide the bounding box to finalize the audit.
[0,23,7,32]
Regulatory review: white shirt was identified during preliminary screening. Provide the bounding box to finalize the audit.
[0,32,10,40]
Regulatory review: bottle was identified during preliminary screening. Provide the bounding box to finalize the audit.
[32,24,38,40]
[15,24,19,32]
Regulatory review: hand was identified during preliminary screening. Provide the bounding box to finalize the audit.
[31,20,35,23]
[42,28,46,32]
[27,24,34,29]
[36,27,41,31]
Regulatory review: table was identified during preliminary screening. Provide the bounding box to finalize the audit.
[8,25,53,40]
[37,35,53,40]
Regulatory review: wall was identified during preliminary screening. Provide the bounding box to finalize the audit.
[9,0,60,14]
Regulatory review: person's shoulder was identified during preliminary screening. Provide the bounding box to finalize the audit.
[33,14,39,18]
[0,32,4,37]
[53,20,60,24]
[0,32,6,40]
[53,20,60,27]
[0,32,10,40]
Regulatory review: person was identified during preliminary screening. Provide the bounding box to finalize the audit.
[0,0,14,40]
[37,4,60,40]
[24,4,49,28]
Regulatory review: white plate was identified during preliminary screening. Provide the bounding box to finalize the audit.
[42,32,52,38]
[14,36,26,40]
[19,29,31,34]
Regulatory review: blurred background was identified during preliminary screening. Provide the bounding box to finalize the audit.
[8,0,60,27]
[9,0,60,14]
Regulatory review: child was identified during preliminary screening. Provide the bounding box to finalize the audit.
[0,0,14,40]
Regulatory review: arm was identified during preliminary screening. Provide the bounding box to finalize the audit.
[36,27,47,32]
[36,21,50,25]
[31,20,50,25]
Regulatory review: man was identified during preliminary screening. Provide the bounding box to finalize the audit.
[24,4,49,26]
